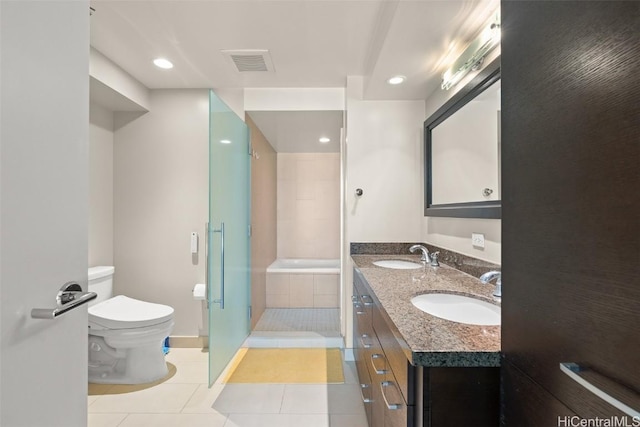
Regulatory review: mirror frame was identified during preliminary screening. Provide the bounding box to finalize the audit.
[424,62,501,219]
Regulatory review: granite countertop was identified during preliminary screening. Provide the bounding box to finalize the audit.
[352,254,501,368]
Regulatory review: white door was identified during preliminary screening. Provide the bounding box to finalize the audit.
[1,1,90,426]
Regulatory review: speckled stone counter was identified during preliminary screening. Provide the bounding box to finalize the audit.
[352,254,501,367]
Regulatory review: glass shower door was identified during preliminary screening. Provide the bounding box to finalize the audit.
[208,90,251,385]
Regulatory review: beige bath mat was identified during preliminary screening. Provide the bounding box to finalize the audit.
[224,348,344,384]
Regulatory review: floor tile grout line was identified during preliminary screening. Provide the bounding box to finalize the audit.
[278,383,288,414]
[114,413,131,427]
[178,382,205,414]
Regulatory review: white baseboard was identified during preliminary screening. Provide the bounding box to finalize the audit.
[169,336,208,348]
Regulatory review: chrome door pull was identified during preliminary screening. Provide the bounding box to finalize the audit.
[31,282,97,319]
[560,362,640,417]
[211,222,225,309]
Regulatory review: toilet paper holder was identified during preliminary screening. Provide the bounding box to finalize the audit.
[192,283,206,301]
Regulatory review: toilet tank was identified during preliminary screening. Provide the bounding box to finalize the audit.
[88,266,115,305]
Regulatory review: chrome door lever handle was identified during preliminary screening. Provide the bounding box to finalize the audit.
[31,282,97,319]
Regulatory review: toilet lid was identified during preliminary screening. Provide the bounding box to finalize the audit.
[89,295,174,330]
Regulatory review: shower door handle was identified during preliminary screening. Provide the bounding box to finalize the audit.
[211,222,225,309]
[205,222,209,309]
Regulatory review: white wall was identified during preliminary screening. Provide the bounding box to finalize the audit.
[345,77,425,243]
[113,89,209,337]
[423,217,501,263]
[1,1,90,425]
[90,47,150,111]
[89,103,115,266]
[277,153,341,259]
[343,76,425,346]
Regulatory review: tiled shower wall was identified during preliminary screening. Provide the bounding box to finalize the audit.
[277,153,340,259]
[266,273,340,308]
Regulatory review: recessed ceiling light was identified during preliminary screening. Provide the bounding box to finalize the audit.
[153,58,173,69]
[319,137,331,143]
[220,139,232,144]
[387,75,406,85]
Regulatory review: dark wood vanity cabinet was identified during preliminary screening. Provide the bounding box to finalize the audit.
[354,268,418,427]
[353,268,500,427]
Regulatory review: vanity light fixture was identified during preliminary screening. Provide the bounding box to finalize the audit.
[441,11,500,90]
[319,137,331,143]
[153,58,174,69]
[387,75,406,85]
[220,139,232,144]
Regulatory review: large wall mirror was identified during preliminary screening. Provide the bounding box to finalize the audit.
[424,63,501,218]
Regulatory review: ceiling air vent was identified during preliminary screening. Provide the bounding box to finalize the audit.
[221,49,275,72]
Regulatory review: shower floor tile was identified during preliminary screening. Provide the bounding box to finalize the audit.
[247,308,343,348]
[253,308,340,332]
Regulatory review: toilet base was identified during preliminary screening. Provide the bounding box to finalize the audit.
[88,335,170,384]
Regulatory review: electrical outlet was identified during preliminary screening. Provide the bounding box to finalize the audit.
[472,233,485,248]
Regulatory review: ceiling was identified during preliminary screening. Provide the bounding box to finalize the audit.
[247,111,343,153]
[90,0,498,100]
[90,0,498,152]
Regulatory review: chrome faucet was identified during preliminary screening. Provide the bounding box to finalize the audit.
[479,271,502,298]
[409,244,431,263]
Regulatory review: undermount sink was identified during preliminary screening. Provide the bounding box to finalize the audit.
[411,293,501,326]
[373,260,423,269]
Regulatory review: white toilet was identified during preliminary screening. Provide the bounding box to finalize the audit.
[88,266,174,384]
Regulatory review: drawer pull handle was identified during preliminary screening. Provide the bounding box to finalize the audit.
[360,383,373,403]
[381,381,403,410]
[354,302,365,315]
[560,363,640,417]
[360,334,372,349]
[370,353,387,375]
[361,295,373,307]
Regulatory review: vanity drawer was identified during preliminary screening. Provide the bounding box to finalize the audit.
[368,333,386,427]
[381,378,413,427]
[373,303,416,405]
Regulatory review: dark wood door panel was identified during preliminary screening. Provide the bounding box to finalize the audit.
[427,367,500,427]
[501,0,640,399]
[502,361,577,427]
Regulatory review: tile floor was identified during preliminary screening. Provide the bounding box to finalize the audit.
[88,347,367,427]
[246,308,344,348]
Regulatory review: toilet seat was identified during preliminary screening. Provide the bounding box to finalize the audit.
[89,295,174,330]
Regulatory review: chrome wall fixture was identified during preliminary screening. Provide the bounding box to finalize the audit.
[442,11,501,91]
